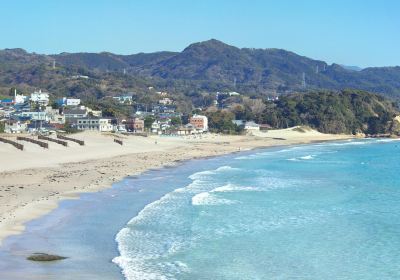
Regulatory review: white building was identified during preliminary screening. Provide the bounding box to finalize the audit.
[151,121,161,134]
[244,121,260,132]
[76,117,113,132]
[66,98,81,106]
[30,90,50,106]
[159,97,173,105]
[113,95,133,104]
[14,92,28,104]
[99,119,113,132]
[58,97,81,106]
[5,121,27,133]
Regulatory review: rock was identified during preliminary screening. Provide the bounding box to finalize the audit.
[27,253,67,262]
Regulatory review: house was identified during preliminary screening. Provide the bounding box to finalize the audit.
[158,98,173,105]
[27,121,59,134]
[232,120,245,128]
[113,94,133,104]
[76,117,113,132]
[172,124,200,135]
[4,120,27,133]
[175,126,193,135]
[0,99,14,106]
[189,114,208,132]
[156,91,168,97]
[57,97,81,107]
[151,121,161,134]
[98,119,114,132]
[14,92,28,104]
[259,124,271,131]
[125,118,144,133]
[45,107,65,124]
[64,108,88,119]
[86,107,102,117]
[30,90,50,106]
[160,123,171,132]
[17,111,50,122]
[244,121,260,131]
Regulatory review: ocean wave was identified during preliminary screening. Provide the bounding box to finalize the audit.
[188,169,216,180]
[235,147,305,160]
[113,255,169,280]
[191,191,237,206]
[288,155,315,161]
[188,165,240,180]
[211,183,261,193]
[321,140,370,147]
[376,138,400,143]
[114,185,192,280]
[215,165,240,172]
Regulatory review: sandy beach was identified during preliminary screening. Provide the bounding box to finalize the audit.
[0,128,352,244]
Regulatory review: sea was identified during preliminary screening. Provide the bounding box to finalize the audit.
[1,138,400,280]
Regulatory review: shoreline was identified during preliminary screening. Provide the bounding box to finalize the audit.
[0,129,353,245]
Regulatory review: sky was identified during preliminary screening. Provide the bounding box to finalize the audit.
[0,0,399,68]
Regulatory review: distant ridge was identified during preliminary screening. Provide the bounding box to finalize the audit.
[1,39,400,99]
[339,64,363,71]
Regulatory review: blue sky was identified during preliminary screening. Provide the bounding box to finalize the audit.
[1,0,399,67]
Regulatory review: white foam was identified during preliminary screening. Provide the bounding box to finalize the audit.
[114,164,242,279]
[376,138,400,143]
[215,165,240,172]
[299,155,314,160]
[188,170,215,180]
[288,155,315,161]
[327,141,369,146]
[191,192,237,206]
[211,183,261,193]
[112,255,169,280]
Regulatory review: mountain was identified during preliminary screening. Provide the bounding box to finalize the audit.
[339,64,363,72]
[51,51,176,72]
[1,39,400,101]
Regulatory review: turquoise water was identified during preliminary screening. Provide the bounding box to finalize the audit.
[114,139,400,280]
[1,139,400,280]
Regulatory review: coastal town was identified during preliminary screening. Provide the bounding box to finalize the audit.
[0,87,274,144]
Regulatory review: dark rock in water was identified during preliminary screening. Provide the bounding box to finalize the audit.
[27,253,68,262]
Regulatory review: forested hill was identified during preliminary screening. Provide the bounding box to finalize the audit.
[262,90,400,135]
[1,40,400,100]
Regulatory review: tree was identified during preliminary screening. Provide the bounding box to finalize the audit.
[144,116,155,129]
[0,121,5,133]
[206,110,240,134]
[170,116,182,126]
[260,90,398,134]
[242,97,266,123]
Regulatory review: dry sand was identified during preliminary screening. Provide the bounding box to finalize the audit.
[0,128,352,244]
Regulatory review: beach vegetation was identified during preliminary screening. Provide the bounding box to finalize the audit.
[27,253,67,262]
[261,90,398,135]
